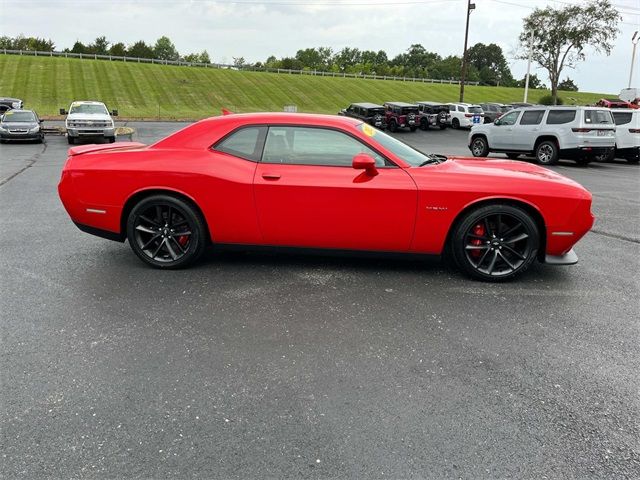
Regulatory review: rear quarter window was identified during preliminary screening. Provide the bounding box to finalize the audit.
[213,126,266,162]
[546,110,576,125]
[584,110,613,124]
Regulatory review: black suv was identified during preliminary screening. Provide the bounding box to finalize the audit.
[384,102,419,132]
[0,97,23,114]
[416,101,450,130]
[338,103,387,129]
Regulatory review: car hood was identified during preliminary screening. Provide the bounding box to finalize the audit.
[66,113,112,121]
[409,156,590,198]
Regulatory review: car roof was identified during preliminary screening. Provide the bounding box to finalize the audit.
[415,101,447,106]
[2,109,34,114]
[351,102,384,109]
[70,101,106,105]
[385,102,418,107]
[610,108,638,113]
[203,112,362,127]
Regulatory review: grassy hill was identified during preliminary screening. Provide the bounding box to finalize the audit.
[0,54,611,120]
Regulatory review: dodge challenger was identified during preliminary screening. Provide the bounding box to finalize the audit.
[58,113,594,281]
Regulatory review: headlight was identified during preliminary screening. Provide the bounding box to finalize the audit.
[29,126,40,133]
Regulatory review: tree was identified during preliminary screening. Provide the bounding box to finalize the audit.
[199,50,211,64]
[109,42,126,57]
[154,36,179,61]
[558,77,578,91]
[516,74,545,90]
[467,43,514,86]
[232,56,246,68]
[70,41,87,54]
[519,0,621,104]
[89,36,109,55]
[127,40,154,59]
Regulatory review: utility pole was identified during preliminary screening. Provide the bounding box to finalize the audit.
[629,31,638,88]
[459,0,475,102]
[523,29,534,103]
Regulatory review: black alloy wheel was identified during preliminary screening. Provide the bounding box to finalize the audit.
[451,204,539,281]
[126,195,206,269]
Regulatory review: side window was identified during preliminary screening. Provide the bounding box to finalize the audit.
[546,110,577,125]
[584,109,613,124]
[458,106,464,112]
[261,126,386,167]
[213,126,266,162]
[520,110,544,125]
[499,111,520,125]
[449,105,455,112]
[612,112,632,125]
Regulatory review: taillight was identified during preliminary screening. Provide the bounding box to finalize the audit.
[465,114,473,118]
[572,128,592,133]
[629,128,640,133]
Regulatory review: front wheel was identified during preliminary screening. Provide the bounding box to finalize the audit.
[535,140,558,165]
[419,119,429,131]
[126,195,207,269]
[452,118,460,129]
[107,136,116,143]
[451,204,539,282]
[471,136,489,157]
[67,136,75,145]
[439,124,447,130]
[388,121,398,133]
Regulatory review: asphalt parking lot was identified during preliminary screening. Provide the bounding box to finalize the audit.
[1,123,639,479]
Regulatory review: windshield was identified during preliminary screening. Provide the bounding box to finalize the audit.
[469,106,483,114]
[357,123,440,167]
[401,107,418,114]
[2,111,35,122]
[69,103,108,115]
[371,108,385,115]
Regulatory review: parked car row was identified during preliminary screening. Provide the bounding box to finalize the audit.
[0,97,118,144]
[468,105,639,165]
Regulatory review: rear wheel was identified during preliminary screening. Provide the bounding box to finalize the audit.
[388,120,398,133]
[410,126,417,132]
[594,149,615,162]
[420,119,429,130]
[126,195,207,269]
[451,204,539,282]
[439,124,447,130]
[535,140,558,165]
[471,136,489,157]
[67,136,75,145]
[452,118,460,129]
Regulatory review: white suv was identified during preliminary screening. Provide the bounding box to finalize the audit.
[447,103,484,129]
[468,106,616,165]
[61,101,118,145]
[605,109,639,163]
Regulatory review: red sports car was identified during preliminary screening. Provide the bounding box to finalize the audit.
[58,113,594,281]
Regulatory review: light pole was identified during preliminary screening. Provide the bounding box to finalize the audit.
[629,31,638,88]
[459,0,475,102]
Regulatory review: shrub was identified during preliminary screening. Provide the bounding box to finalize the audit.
[538,94,564,105]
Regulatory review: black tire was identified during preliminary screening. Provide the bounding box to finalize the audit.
[388,120,398,133]
[451,204,539,282]
[594,149,615,163]
[107,136,116,143]
[627,157,640,165]
[67,136,75,145]
[470,136,489,157]
[535,140,558,165]
[126,194,207,269]
[506,153,520,160]
[410,126,417,132]
[575,156,592,166]
[419,119,429,131]
[439,124,447,130]
[452,118,460,129]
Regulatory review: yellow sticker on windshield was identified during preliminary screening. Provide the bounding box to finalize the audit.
[4,111,13,115]
[362,123,375,137]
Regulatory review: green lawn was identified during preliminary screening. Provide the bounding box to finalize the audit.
[0,54,611,120]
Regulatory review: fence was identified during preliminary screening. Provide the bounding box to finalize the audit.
[0,49,479,86]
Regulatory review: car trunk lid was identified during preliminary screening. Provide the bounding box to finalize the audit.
[68,142,147,156]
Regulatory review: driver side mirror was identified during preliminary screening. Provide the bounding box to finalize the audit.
[59,108,68,115]
[352,153,378,176]
[494,118,501,126]
[111,109,118,117]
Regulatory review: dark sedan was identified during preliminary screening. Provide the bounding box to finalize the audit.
[0,110,44,143]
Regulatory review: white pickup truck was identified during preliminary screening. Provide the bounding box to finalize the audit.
[60,101,118,144]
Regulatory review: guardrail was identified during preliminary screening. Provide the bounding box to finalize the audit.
[0,49,479,86]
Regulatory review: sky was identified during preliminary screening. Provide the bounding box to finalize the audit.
[1,0,639,94]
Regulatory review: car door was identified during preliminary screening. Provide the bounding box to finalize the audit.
[512,109,545,151]
[490,110,521,149]
[253,125,417,251]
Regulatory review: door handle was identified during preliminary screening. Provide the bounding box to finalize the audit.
[261,173,281,180]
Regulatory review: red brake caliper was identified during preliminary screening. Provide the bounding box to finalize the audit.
[469,223,485,258]
[177,235,189,247]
